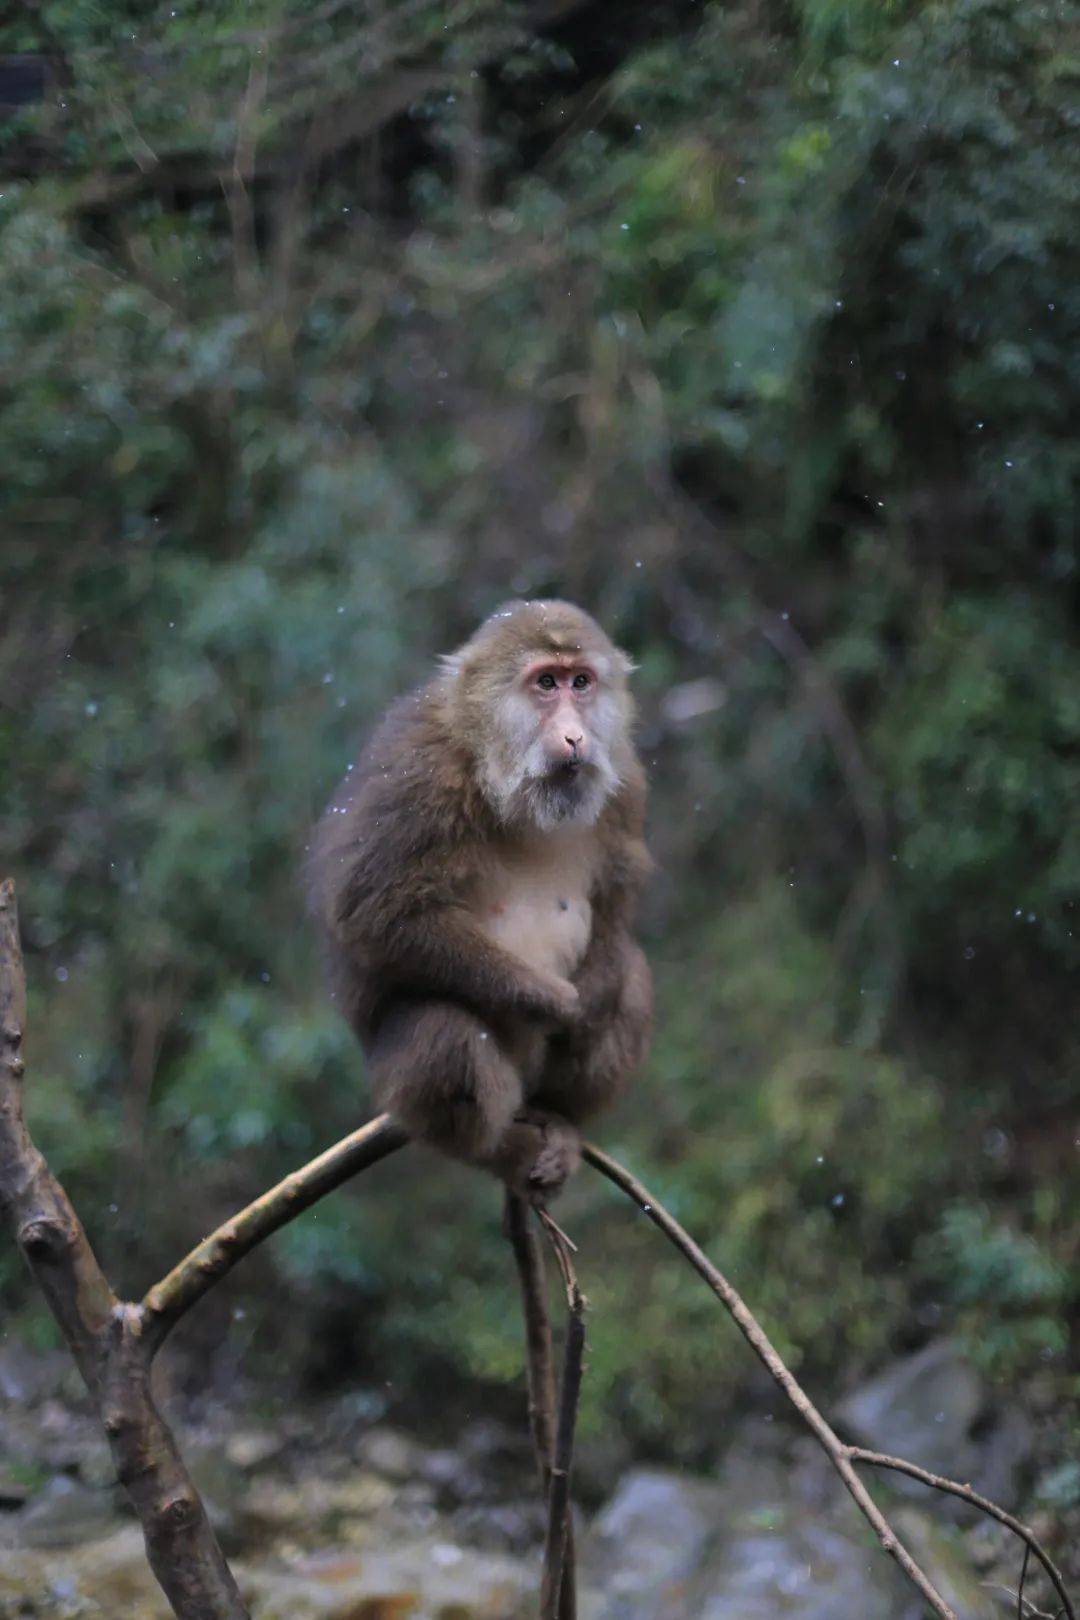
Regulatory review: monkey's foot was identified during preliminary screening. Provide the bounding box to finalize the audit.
[496,1109,581,1205]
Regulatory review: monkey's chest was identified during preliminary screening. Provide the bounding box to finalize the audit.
[474,838,595,979]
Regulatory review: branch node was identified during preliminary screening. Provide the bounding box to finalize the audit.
[19,1216,71,1258]
[157,1493,201,1531]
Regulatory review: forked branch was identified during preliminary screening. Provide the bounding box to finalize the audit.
[0,881,248,1620]
[582,1141,1076,1620]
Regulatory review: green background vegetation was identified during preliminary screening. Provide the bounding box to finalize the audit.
[1,0,1077,1481]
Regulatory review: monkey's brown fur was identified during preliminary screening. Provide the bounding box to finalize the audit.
[310,600,652,1201]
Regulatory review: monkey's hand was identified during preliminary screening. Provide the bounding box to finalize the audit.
[494,1108,582,1205]
[527,973,580,1029]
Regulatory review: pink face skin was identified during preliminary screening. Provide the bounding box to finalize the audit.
[521,658,599,771]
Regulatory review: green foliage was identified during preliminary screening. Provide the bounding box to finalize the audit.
[921,1203,1072,1373]
[2,0,1078,1449]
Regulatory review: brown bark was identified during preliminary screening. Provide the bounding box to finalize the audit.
[505,1191,577,1620]
[536,1210,585,1620]
[0,881,248,1620]
[143,1113,407,1351]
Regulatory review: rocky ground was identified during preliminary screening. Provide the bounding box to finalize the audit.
[0,1338,1070,1619]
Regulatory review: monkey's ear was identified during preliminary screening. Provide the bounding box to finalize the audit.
[615,647,638,678]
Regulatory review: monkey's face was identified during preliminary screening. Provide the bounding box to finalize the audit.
[483,654,624,831]
[444,600,636,833]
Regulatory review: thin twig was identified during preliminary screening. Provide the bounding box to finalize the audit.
[1020,1543,1032,1620]
[582,1140,960,1620]
[848,1450,1074,1620]
[538,1211,586,1620]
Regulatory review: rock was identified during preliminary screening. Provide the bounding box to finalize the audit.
[837,1341,982,1473]
[581,1444,1008,1620]
[182,1437,248,1550]
[0,1524,171,1618]
[894,1508,1007,1619]
[582,1468,726,1615]
[0,1472,118,1551]
[241,1536,533,1618]
[357,1428,427,1482]
[227,1428,287,1471]
[582,1457,913,1620]
[0,1344,71,1406]
[696,1516,906,1620]
[835,1341,1033,1509]
[0,1461,38,1512]
[242,1472,395,1538]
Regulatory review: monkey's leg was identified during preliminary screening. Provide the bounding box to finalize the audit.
[368,1001,580,1202]
[368,999,522,1164]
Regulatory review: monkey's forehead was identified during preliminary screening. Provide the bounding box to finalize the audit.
[442,598,632,686]
[474,598,610,650]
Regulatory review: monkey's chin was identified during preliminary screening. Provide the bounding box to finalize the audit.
[517,765,608,831]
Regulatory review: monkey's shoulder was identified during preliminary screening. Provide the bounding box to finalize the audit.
[345,692,480,824]
[593,763,652,886]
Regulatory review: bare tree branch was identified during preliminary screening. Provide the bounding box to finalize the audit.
[584,1140,960,1620]
[143,1113,407,1351]
[505,1191,576,1619]
[537,1208,586,1620]
[848,1450,1074,1620]
[0,880,249,1620]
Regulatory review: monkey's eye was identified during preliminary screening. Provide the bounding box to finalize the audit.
[571,672,591,691]
[536,672,558,691]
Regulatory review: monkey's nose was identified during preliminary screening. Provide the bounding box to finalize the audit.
[565,732,583,751]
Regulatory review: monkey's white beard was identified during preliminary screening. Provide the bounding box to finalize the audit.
[479,692,622,830]
[482,745,618,831]
[518,762,616,831]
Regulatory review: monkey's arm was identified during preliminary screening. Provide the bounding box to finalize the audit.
[368,904,580,1026]
[534,818,652,1123]
[314,720,580,1028]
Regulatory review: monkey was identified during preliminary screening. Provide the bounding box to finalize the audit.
[309,599,652,1203]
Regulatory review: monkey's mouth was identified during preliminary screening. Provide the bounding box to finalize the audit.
[549,757,588,786]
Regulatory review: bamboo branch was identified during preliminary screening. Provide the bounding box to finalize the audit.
[0,880,249,1620]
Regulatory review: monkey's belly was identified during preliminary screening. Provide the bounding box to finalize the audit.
[478,881,592,979]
